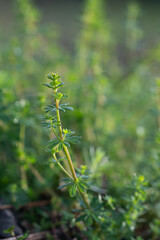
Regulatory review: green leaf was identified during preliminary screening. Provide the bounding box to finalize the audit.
[45,73,64,91]
[80,175,90,180]
[48,138,60,148]
[58,103,74,112]
[63,128,72,134]
[51,148,59,154]
[69,184,77,197]
[105,196,116,210]
[43,83,54,89]
[62,177,72,182]
[42,121,52,128]
[3,225,15,235]
[86,216,93,225]
[92,213,101,223]
[63,141,70,147]
[44,104,57,113]
[57,141,63,151]
[17,231,29,240]
[47,72,61,81]
[80,181,91,189]
[65,136,81,144]
[78,182,85,193]
[52,92,63,99]
[76,214,86,222]
[57,182,72,190]
[64,131,81,145]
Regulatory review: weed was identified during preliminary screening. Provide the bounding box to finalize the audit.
[43,72,147,239]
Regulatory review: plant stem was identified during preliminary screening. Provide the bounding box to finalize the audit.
[55,95,90,209]
[79,189,91,209]
[55,98,63,139]
[55,96,77,179]
[55,96,75,174]
[58,150,71,174]
[53,153,73,180]
[63,145,77,180]
[52,126,61,141]
[63,144,90,208]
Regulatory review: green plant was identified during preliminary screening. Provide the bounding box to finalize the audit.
[43,72,147,239]
[0,88,55,203]
[1,0,160,238]
[43,73,91,207]
[3,226,29,240]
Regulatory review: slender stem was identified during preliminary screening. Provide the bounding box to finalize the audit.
[52,126,61,141]
[55,94,77,180]
[55,95,90,209]
[79,189,91,209]
[53,153,73,180]
[53,96,72,174]
[63,145,90,209]
[58,150,71,174]
[55,98,63,139]
[63,145,77,180]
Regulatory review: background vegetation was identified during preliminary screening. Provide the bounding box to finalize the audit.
[0,0,160,239]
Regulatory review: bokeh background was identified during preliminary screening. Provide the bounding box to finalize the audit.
[0,0,160,238]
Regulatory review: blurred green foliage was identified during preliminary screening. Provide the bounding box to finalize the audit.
[0,0,160,239]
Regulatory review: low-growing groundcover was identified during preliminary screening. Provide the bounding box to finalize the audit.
[0,72,160,240]
[1,0,160,239]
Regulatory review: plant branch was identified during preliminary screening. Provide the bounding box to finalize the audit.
[55,93,90,209]
[53,153,73,180]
